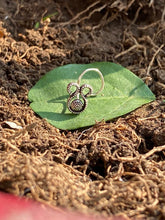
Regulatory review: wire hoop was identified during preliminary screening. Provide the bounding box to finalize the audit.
[77,68,104,96]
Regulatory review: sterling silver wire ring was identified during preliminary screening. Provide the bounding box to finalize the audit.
[67,68,104,114]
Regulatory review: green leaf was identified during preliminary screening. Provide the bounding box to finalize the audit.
[34,12,58,29]
[42,12,58,21]
[34,22,40,29]
[28,62,155,130]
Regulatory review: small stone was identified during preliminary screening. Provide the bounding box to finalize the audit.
[156,69,165,83]
[70,99,83,112]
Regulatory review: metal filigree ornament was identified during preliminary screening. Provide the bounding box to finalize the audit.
[67,68,104,114]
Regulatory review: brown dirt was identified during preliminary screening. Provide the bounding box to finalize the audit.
[0,0,165,219]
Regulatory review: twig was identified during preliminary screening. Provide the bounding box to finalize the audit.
[125,0,136,11]
[138,20,159,30]
[130,4,142,26]
[1,138,26,156]
[7,123,37,140]
[20,46,42,59]
[142,145,165,159]
[115,44,144,59]
[58,0,101,26]
[140,36,165,55]
[74,4,107,26]
[138,115,161,121]
[156,81,165,89]
[161,5,165,22]
[149,0,154,7]
[146,44,164,76]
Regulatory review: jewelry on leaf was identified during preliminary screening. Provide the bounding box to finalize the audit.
[67,68,104,114]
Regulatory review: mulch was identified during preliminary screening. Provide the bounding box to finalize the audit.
[0,0,165,219]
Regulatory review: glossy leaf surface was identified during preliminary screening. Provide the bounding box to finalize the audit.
[28,62,155,130]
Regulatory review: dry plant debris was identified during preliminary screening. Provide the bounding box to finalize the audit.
[0,0,165,219]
